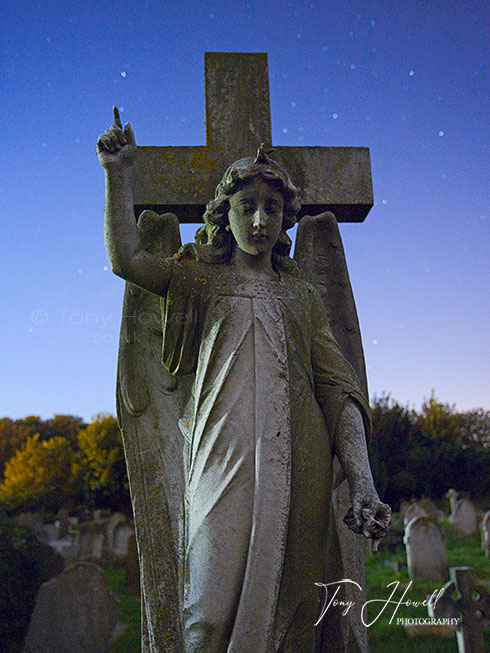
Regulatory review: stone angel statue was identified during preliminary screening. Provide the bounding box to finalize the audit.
[97,107,390,652]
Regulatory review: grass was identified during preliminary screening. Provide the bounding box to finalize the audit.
[365,516,490,652]
[105,566,141,653]
[105,517,489,652]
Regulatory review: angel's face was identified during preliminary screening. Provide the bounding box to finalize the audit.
[227,177,284,257]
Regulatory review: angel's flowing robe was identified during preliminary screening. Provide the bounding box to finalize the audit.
[160,257,370,652]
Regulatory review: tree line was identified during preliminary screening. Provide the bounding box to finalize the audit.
[0,394,489,516]
[0,414,130,515]
[370,392,490,509]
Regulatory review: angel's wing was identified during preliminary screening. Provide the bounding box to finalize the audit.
[294,212,369,653]
[294,212,367,395]
[116,211,190,653]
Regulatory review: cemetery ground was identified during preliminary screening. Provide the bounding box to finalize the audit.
[105,566,140,653]
[104,516,490,653]
[365,516,490,652]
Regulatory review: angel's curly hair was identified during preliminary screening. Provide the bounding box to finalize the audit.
[179,145,302,275]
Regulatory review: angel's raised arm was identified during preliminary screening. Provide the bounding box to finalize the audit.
[97,107,172,296]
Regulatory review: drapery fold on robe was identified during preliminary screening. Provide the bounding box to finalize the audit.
[158,257,370,651]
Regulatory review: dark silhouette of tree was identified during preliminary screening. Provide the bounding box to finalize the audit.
[371,392,490,507]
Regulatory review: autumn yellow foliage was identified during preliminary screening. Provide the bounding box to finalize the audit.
[0,433,71,510]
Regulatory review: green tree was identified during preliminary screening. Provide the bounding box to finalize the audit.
[371,392,490,507]
[16,414,86,446]
[416,391,462,441]
[71,414,130,512]
[0,434,72,512]
[0,418,30,478]
[459,408,490,448]
[371,394,418,507]
[413,393,487,499]
[0,414,86,481]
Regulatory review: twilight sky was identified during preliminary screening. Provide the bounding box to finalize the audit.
[2,0,488,421]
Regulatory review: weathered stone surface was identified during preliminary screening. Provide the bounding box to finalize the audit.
[429,567,490,653]
[78,521,105,562]
[404,517,448,581]
[104,512,126,553]
[295,211,369,652]
[112,521,134,565]
[43,522,59,542]
[93,509,105,524]
[481,509,490,557]
[451,498,478,538]
[446,488,459,513]
[49,536,78,562]
[403,502,429,527]
[98,53,390,653]
[23,562,119,653]
[399,499,410,517]
[57,508,71,538]
[419,497,439,521]
[132,53,373,223]
[106,178,388,652]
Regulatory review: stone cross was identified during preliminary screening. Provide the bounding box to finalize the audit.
[428,567,490,653]
[131,52,373,223]
[446,488,460,512]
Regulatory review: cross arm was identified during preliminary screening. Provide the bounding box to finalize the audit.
[131,144,373,223]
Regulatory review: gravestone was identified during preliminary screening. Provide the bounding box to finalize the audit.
[42,522,59,543]
[57,508,70,538]
[105,512,126,549]
[419,497,439,521]
[23,562,119,653]
[399,500,410,518]
[48,536,78,563]
[93,509,104,522]
[403,502,429,527]
[452,498,478,538]
[480,509,490,557]
[78,521,105,562]
[428,567,490,653]
[112,522,134,566]
[404,516,448,581]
